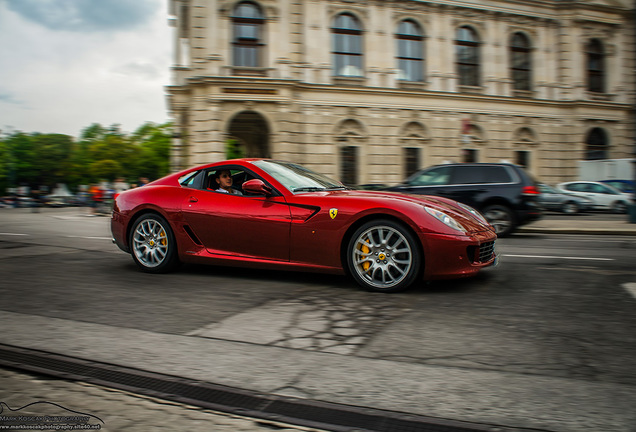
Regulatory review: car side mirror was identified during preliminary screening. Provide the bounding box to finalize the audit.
[243,179,273,196]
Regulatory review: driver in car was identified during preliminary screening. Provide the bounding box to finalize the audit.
[213,170,242,195]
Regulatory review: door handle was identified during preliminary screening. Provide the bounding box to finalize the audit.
[189,197,198,203]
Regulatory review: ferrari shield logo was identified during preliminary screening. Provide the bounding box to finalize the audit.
[329,208,338,219]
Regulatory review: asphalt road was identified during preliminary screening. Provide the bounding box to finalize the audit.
[1,207,635,431]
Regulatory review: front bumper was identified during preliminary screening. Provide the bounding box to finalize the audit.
[420,231,497,280]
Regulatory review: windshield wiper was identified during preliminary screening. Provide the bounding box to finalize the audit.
[292,187,326,192]
[325,186,349,191]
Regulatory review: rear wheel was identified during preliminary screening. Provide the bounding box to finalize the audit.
[482,205,515,237]
[347,220,421,293]
[561,201,579,214]
[129,213,179,273]
[611,201,628,214]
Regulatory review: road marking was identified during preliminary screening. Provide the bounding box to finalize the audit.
[0,233,28,236]
[64,236,112,240]
[623,283,636,299]
[502,254,614,261]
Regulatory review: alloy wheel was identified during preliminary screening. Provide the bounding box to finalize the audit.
[351,225,413,290]
[132,218,170,268]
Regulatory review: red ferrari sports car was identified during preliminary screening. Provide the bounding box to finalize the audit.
[111,159,497,292]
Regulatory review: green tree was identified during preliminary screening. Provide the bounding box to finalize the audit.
[90,159,122,181]
[131,122,172,180]
[32,133,74,186]
[0,121,173,195]
[226,139,244,159]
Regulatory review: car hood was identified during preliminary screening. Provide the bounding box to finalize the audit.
[301,189,494,233]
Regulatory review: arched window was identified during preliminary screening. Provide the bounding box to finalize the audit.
[396,20,424,82]
[332,13,363,77]
[455,26,480,86]
[585,128,608,160]
[232,1,264,67]
[510,32,531,91]
[586,39,605,93]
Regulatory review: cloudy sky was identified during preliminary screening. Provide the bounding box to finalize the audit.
[0,0,172,137]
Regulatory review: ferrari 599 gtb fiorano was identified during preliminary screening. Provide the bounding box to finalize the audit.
[111,159,497,292]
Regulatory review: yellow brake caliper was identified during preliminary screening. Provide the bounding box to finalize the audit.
[160,230,167,246]
[360,238,371,271]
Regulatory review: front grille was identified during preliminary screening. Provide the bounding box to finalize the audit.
[478,241,495,262]
[467,241,495,264]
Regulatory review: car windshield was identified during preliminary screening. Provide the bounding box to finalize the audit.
[252,160,346,193]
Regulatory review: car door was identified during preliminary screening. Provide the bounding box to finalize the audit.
[181,170,292,261]
[561,183,589,202]
[587,183,625,208]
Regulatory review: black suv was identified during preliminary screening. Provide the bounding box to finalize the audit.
[386,163,542,236]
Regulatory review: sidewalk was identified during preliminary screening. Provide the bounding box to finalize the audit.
[518,215,636,236]
[1,310,635,432]
[0,368,316,432]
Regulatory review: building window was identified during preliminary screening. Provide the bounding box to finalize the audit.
[586,39,605,93]
[585,128,608,160]
[510,32,531,91]
[456,26,480,87]
[404,148,420,177]
[332,13,363,77]
[462,149,478,163]
[396,20,424,82]
[340,146,358,186]
[232,1,264,67]
[515,151,530,169]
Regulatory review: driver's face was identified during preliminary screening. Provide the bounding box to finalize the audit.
[216,171,232,189]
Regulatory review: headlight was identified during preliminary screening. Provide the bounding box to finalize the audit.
[425,206,466,233]
[457,203,489,225]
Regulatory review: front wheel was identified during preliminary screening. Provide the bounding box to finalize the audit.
[482,205,515,237]
[347,220,421,293]
[129,213,179,273]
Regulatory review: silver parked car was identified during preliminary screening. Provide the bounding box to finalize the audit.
[556,181,633,213]
[537,184,592,214]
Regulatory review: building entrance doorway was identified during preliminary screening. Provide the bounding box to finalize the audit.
[227,111,270,158]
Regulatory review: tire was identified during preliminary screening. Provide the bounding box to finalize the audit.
[482,205,515,237]
[346,219,421,293]
[561,201,579,214]
[129,213,179,273]
[611,201,628,214]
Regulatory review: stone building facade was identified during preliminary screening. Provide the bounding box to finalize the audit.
[167,0,634,185]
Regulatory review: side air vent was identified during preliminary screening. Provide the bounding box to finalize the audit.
[183,225,203,245]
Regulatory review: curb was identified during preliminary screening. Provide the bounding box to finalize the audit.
[518,227,636,236]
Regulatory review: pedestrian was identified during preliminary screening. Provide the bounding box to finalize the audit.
[31,189,40,213]
[113,177,129,193]
[88,183,103,216]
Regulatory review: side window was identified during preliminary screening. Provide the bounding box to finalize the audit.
[482,166,512,183]
[577,183,591,192]
[205,168,253,193]
[452,166,484,184]
[593,184,616,195]
[408,166,452,186]
[179,170,202,188]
